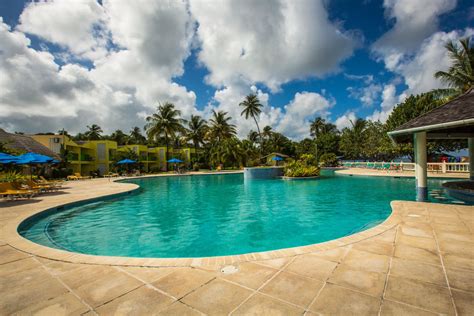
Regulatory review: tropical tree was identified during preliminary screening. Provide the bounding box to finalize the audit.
[129,127,146,144]
[339,119,367,160]
[435,37,474,94]
[239,94,263,150]
[85,124,103,140]
[207,110,237,142]
[186,115,208,152]
[145,102,185,169]
[110,129,128,145]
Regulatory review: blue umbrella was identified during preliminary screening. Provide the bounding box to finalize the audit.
[0,152,19,164]
[16,152,55,164]
[167,158,183,163]
[272,156,284,161]
[116,159,137,165]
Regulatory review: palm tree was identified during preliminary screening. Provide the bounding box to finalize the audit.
[145,102,185,170]
[435,37,474,93]
[310,117,325,161]
[239,94,263,150]
[207,110,237,143]
[85,124,103,140]
[186,115,208,153]
[110,129,128,145]
[340,119,367,159]
[129,127,146,144]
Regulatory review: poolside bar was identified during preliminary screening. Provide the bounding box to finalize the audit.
[388,88,474,201]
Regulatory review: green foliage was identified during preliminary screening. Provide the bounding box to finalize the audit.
[319,153,339,167]
[85,124,103,140]
[0,170,25,182]
[117,148,139,162]
[284,154,320,177]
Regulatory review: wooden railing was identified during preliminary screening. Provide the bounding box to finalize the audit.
[342,161,470,173]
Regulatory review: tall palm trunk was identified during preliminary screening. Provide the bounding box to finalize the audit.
[253,115,263,157]
[165,133,169,171]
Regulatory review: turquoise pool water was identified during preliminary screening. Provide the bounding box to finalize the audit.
[19,171,461,258]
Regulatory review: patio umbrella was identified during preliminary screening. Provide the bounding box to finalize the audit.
[167,158,183,163]
[0,152,19,164]
[272,156,283,161]
[15,152,55,164]
[116,159,137,165]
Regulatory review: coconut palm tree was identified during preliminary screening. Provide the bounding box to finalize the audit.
[145,102,185,169]
[207,110,237,142]
[85,124,103,140]
[129,127,146,144]
[239,94,263,149]
[186,115,208,152]
[435,37,474,93]
[110,129,128,145]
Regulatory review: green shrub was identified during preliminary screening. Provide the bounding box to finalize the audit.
[319,153,339,167]
[284,154,320,177]
[0,171,25,182]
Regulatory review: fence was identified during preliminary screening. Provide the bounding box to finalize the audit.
[342,161,470,173]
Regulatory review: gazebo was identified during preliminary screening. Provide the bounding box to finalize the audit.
[388,88,474,201]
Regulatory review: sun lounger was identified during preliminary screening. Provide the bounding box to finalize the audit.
[67,173,92,180]
[0,183,38,200]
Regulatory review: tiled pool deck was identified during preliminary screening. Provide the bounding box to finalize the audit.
[0,173,472,315]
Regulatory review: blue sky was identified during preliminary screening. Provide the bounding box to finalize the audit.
[0,0,472,139]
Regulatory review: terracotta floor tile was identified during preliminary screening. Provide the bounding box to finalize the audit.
[446,268,474,292]
[181,279,252,316]
[121,266,178,283]
[452,289,474,316]
[284,254,337,281]
[352,239,394,256]
[310,247,349,263]
[157,302,201,316]
[220,262,277,289]
[341,248,390,273]
[95,285,174,315]
[14,292,90,316]
[0,245,30,264]
[395,234,438,252]
[390,258,447,287]
[327,264,386,297]
[310,283,381,315]
[380,300,437,315]
[232,293,304,315]
[394,244,441,266]
[385,275,454,314]
[152,268,215,299]
[71,270,143,308]
[443,253,474,271]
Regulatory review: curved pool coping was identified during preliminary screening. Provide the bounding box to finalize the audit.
[4,173,402,268]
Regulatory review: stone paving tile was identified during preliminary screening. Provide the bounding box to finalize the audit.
[327,263,386,297]
[151,268,215,299]
[379,300,438,315]
[259,271,324,308]
[437,231,473,243]
[181,278,252,316]
[394,244,441,266]
[352,239,394,256]
[220,262,278,289]
[121,266,178,283]
[59,265,119,289]
[395,234,438,252]
[95,285,175,315]
[432,223,471,234]
[232,293,304,315]
[310,246,349,263]
[0,257,41,277]
[341,248,390,273]
[284,254,338,281]
[157,302,202,316]
[13,292,91,316]
[390,257,447,287]
[310,283,381,315]
[384,275,454,315]
[40,259,85,276]
[443,253,474,271]
[61,267,143,308]
[446,268,474,292]
[255,257,292,269]
[451,289,474,316]
[438,239,474,257]
[399,225,434,239]
[0,245,30,264]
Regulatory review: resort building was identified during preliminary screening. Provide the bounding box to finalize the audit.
[31,134,194,175]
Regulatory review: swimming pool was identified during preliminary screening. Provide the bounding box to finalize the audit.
[19,171,461,258]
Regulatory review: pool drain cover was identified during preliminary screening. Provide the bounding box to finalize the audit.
[221,265,238,274]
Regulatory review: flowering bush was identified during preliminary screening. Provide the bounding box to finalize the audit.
[284,154,320,177]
